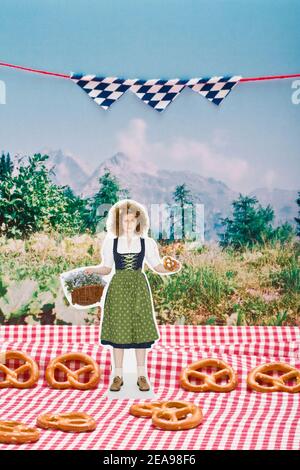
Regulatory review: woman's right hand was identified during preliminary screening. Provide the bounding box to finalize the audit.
[84,268,96,275]
[84,266,112,276]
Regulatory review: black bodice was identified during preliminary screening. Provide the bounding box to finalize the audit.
[113,237,145,270]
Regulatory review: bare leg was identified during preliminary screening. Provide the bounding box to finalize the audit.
[113,348,124,368]
[135,348,146,367]
[135,348,147,377]
[109,348,124,391]
[135,349,150,390]
[112,348,124,378]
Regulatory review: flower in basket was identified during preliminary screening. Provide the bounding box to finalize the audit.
[64,271,106,306]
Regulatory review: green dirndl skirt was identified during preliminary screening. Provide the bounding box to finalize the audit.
[100,269,159,348]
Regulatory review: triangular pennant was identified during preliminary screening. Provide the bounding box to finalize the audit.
[130,78,188,112]
[71,74,137,110]
[186,75,242,105]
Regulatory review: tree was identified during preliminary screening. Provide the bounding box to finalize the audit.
[87,170,128,233]
[172,184,193,240]
[295,191,300,237]
[0,152,13,180]
[0,154,88,238]
[272,222,295,245]
[61,186,90,232]
[219,194,274,249]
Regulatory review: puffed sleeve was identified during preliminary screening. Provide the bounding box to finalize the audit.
[144,237,162,269]
[100,236,114,267]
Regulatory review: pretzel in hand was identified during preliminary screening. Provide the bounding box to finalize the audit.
[180,358,238,392]
[0,351,39,389]
[37,412,96,433]
[163,256,180,272]
[45,352,100,390]
[152,401,203,431]
[247,362,300,393]
[0,421,40,444]
[129,402,166,418]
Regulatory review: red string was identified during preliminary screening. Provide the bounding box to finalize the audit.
[240,74,300,82]
[0,61,70,79]
[0,60,300,82]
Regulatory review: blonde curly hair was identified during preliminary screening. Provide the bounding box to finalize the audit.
[106,199,150,237]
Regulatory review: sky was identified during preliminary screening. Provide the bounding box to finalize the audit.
[0,0,299,193]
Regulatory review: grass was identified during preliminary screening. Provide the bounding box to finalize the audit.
[147,264,235,323]
[270,261,300,293]
[0,233,299,325]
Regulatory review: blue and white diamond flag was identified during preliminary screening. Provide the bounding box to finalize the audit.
[130,78,188,112]
[71,74,137,110]
[186,76,242,105]
[71,73,242,111]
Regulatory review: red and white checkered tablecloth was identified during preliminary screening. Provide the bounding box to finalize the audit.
[0,325,299,450]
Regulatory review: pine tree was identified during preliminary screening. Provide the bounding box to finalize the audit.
[172,184,193,240]
[89,170,128,233]
[219,194,274,249]
[0,152,13,180]
[94,170,120,207]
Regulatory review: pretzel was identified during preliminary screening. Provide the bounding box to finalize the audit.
[247,362,300,393]
[0,421,40,444]
[0,351,39,389]
[163,256,179,272]
[129,402,166,418]
[37,412,96,433]
[45,352,100,390]
[152,401,203,431]
[180,358,238,392]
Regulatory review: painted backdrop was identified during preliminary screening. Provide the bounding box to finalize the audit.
[0,0,299,326]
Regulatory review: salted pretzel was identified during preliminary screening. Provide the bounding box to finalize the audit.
[0,351,39,389]
[163,256,179,272]
[45,352,100,390]
[129,402,166,418]
[247,362,300,393]
[0,421,40,444]
[37,412,96,433]
[152,401,203,431]
[180,358,238,392]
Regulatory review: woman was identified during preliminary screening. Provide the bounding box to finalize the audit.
[85,199,181,392]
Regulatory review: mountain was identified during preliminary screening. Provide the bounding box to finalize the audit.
[249,187,298,225]
[43,149,89,193]
[43,150,298,240]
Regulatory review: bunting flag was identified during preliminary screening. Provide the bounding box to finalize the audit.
[1,61,300,114]
[130,78,188,112]
[71,73,242,111]
[186,75,242,105]
[71,74,137,110]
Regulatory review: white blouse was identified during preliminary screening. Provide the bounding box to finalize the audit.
[101,235,162,270]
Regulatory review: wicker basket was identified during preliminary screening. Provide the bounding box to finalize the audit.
[71,284,104,306]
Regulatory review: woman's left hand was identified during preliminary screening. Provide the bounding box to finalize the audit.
[163,256,181,273]
[172,259,182,273]
[154,257,182,274]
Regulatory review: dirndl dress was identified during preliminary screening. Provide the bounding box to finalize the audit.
[100,237,159,349]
